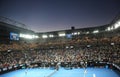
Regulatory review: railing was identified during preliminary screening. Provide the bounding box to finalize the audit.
[112,63,120,70]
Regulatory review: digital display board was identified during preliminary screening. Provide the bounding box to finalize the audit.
[66,34,72,38]
[10,32,19,40]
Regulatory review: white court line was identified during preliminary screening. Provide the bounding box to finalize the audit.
[93,74,96,77]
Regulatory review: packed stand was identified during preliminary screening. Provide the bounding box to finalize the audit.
[0,36,120,68]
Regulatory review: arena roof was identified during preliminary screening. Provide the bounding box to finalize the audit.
[0,13,120,36]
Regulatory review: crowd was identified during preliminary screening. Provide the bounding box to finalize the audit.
[0,35,120,68]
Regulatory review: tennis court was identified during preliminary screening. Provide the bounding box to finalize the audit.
[0,67,119,77]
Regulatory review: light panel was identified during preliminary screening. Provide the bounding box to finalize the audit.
[42,35,48,38]
[93,30,99,33]
[49,34,54,37]
[20,33,39,39]
[59,33,66,37]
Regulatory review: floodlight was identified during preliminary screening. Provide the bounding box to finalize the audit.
[118,21,120,25]
[42,35,48,38]
[93,30,99,33]
[78,32,80,35]
[72,32,80,35]
[106,27,110,31]
[74,32,77,35]
[111,26,114,30]
[35,35,39,38]
[25,34,33,39]
[59,33,66,37]
[114,23,120,29]
[20,34,24,37]
[19,33,39,39]
[86,31,89,34]
[49,34,54,37]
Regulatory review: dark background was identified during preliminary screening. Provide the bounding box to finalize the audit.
[0,0,120,32]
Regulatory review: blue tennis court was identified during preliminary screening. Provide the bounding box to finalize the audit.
[0,68,119,77]
[52,68,120,77]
